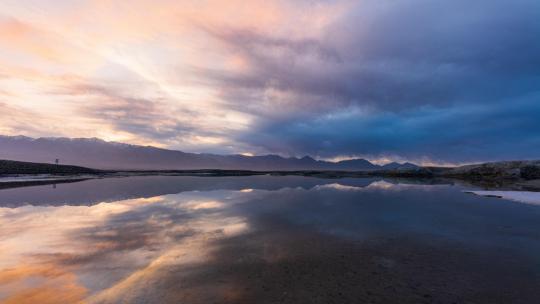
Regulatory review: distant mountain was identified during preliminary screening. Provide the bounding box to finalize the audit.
[0,135,416,171]
[381,162,419,170]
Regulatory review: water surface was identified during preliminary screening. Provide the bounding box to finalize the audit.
[1,176,539,303]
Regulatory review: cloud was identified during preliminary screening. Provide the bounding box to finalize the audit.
[74,84,196,140]
[0,0,539,162]
[237,95,540,162]
[201,0,540,162]
[207,0,540,112]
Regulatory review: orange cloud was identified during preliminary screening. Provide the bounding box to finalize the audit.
[0,263,87,304]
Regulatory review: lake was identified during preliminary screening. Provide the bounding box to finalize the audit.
[0,175,539,303]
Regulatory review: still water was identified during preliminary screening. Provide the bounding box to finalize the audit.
[0,176,539,303]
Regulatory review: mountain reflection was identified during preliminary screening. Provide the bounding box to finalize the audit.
[0,175,449,207]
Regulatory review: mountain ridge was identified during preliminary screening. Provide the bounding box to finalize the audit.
[0,135,418,171]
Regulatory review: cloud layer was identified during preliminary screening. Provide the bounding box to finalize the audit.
[1,0,539,163]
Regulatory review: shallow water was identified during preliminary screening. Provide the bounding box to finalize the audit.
[0,176,539,303]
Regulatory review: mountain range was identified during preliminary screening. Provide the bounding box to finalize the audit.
[0,135,418,171]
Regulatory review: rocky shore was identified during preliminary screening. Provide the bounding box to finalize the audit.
[368,160,540,190]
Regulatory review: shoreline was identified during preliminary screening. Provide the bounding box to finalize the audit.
[1,170,539,193]
[1,159,540,191]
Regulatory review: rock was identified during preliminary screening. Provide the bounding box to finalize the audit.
[520,165,540,180]
[441,160,540,180]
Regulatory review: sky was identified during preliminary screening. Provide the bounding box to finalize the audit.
[0,0,539,164]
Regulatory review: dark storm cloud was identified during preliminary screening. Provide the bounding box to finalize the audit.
[238,96,540,162]
[204,0,540,162]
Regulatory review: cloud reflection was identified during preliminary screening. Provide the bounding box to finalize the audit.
[0,191,250,303]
